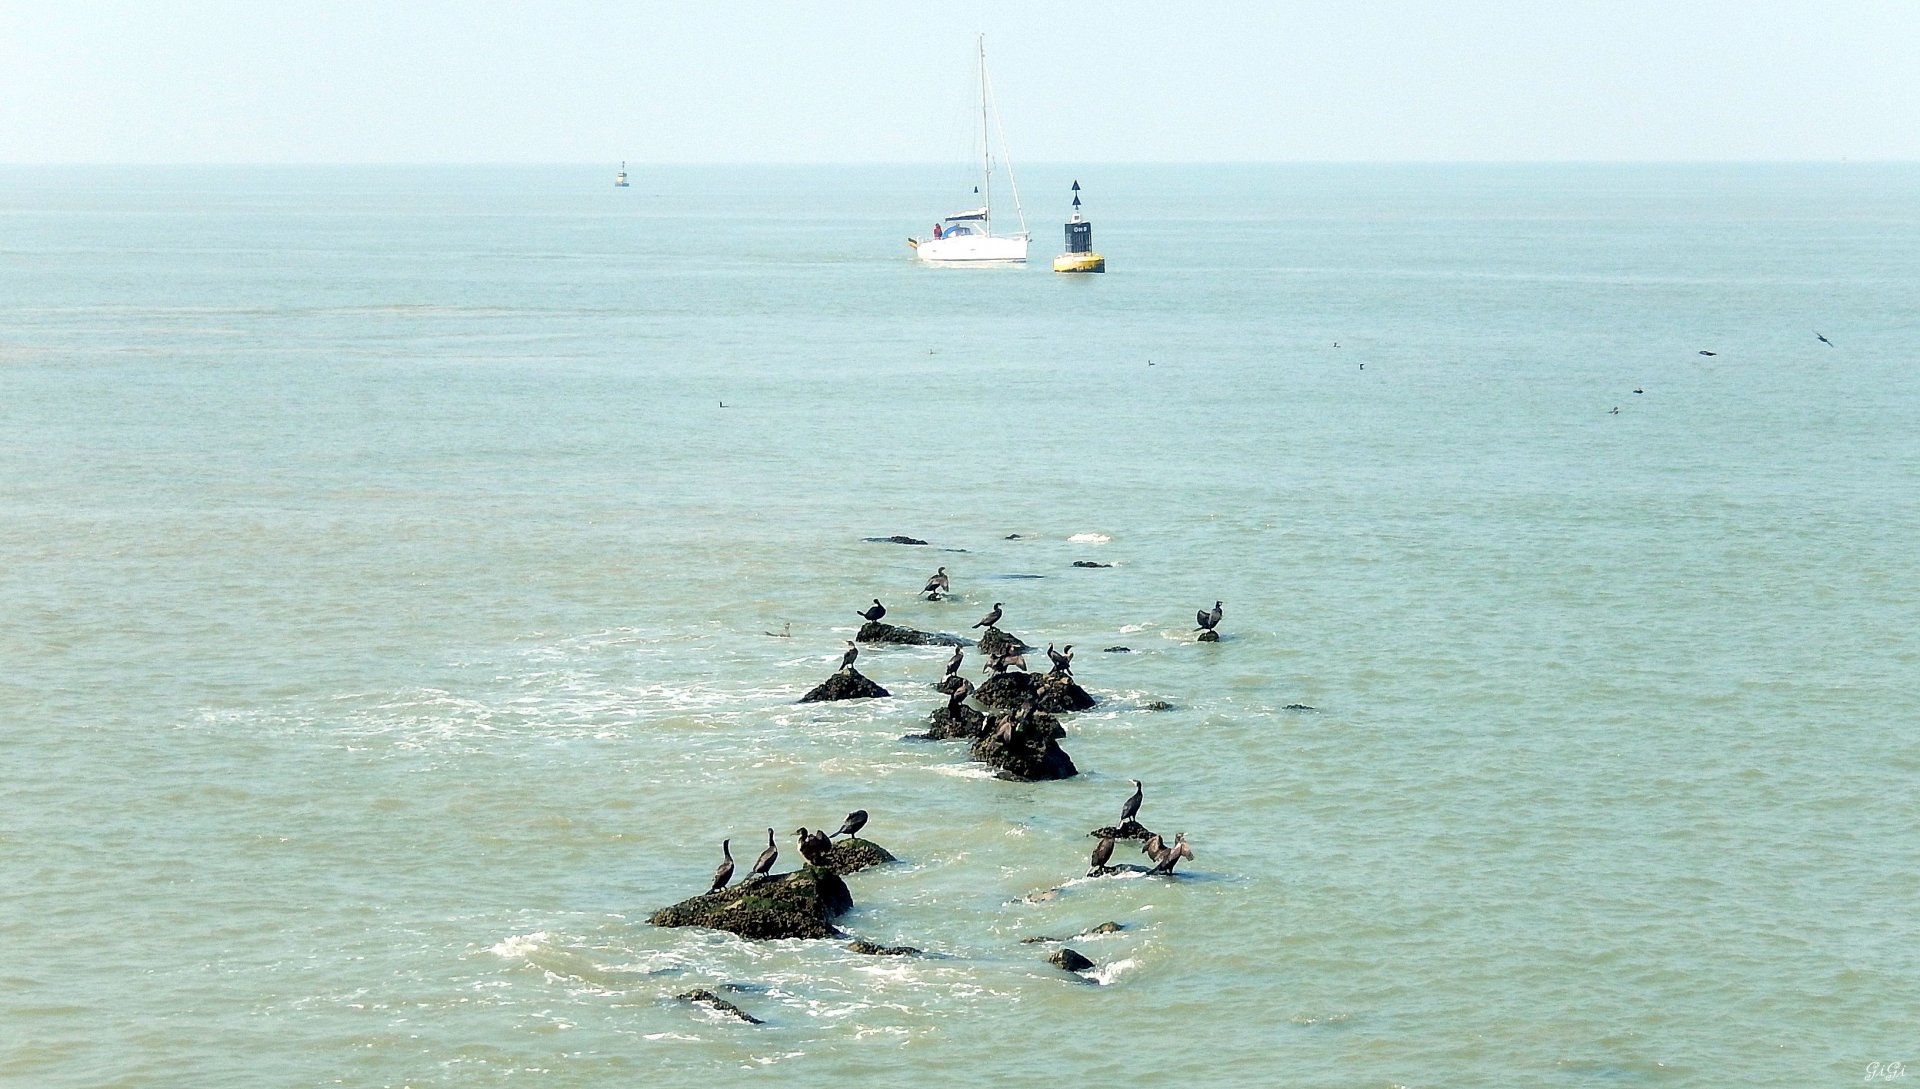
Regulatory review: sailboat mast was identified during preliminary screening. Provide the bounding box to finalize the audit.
[978,33,992,232]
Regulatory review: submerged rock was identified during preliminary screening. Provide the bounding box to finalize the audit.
[920,703,985,740]
[1143,700,1174,712]
[1071,560,1112,568]
[856,620,972,647]
[846,940,921,956]
[1048,948,1095,973]
[823,836,896,875]
[1284,703,1318,712]
[864,535,929,545]
[650,867,854,940]
[1078,921,1125,936]
[675,988,764,1024]
[1103,646,1131,653]
[976,627,1035,657]
[799,668,889,703]
[974,670,1095,714]
[1019,935,1063,945]
[1197,629,1221,643]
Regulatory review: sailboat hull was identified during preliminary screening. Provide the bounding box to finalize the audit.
[913,234,1029,264]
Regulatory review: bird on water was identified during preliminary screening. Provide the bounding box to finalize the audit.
[973,603,1004,629]
[1120,779,1144,827]
[839,640,859,672]
[709,839,735,893]
[749,828,779,879]
[1195,601,1224,632]
[858,599,887,623]
[834,810,868,839]
[944,645,964,679]
[923,567,950,599]
[1088,835,1115,876]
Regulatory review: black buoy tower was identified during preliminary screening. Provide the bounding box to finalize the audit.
[1052,180,1105,273]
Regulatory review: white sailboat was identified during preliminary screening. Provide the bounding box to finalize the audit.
[909,35,1028,265]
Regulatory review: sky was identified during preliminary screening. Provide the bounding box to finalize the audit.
[2,1,1916,163]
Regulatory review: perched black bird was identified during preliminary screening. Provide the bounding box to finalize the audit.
[1816,332,1834,347]
[946,676,974,713]
[1120,779,1144,826]
[1087,835,1115,876]
[858,599,887,623]
[833,810,868,839]
[1195,601,1224,632]
[973,603,1004,629]
[794,827,832,866]
[944,645,964,679]
[748,828,779,878]
[709,839,735,893]
[1046,643,1074,675]
[839,640,859,671]
[923,567,950,599]
[1149,833,1193,875]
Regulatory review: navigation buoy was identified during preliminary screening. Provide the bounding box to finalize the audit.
[1052,180,1105,273]
[614,161,630,188]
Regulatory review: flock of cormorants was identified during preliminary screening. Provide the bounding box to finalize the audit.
[700,564,1222,894]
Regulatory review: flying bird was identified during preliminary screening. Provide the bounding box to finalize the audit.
[1816,332,1834,347]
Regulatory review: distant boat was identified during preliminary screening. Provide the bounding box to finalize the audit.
[614,162,629,188]
[908,35,1028,265]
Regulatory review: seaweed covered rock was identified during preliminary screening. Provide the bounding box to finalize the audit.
[920,703,984,740]
[1090,822,1157,843]
[1049,948,1095,973]
[1197,629,1221,643]
[975,670,1095,714]
[856,621,972,647]
[676,989,763,1024]
[799,668,889,703]
[935,674,969,695]
[976,627,1034,657]
[970,720,1078,781]
[823,837,896,875]
[650,867,853,940]
[864,535,929,545]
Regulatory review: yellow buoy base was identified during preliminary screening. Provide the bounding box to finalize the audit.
[1052,252,1106,273]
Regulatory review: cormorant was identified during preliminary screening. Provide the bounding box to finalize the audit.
[834,810,868,839]
[858,599,887,623]
[1698,350,1717,357]
[1046,643,1074,674]
[944,645,964,678]
[840,640,859,671]
[1088,835,1115,876]
[973,603,1004,629]
[923,567,950,599]
[1120,779,1143,826]
[997,650,1028,673]
[1816,332,1834,347]
[1195,601,1223,632]
[946,676,974,713]
[1149,832,1193,875]
[709,839,734,893]
[794,827,832,866]
[749,828,778,878]
[1140,832,1164,861]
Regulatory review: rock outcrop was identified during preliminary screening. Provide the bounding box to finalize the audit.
[1071,561,1112,568]
[847,940,921,956]
[799,668,889,703]
[856,621,972,647]
[823,836,895,875]
[1090,822,1157,843]
[970,719,1078,781]
[1048,948,1095,973]
[676,989,763,1024]
[650,867,854,940]
[974,670,1095,713]
[1197,629,1221,643]
[920,703,984,740]
[976,627,1034,657]
[1103,646,1131,653]
[863,535,929,545]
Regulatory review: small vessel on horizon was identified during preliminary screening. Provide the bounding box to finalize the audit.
[614,162,629,188]
[908,34,1028,265]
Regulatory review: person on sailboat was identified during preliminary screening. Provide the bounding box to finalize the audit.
[933,223,943,239]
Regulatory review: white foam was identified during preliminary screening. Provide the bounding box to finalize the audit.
[1118,623,1149,633]
[1089,956,1140,985]
[487,931,548,958]
[1068,533,1112,543]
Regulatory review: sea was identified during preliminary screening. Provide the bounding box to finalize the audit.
[2,163,1916,1088]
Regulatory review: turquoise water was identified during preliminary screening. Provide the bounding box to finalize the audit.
[3,164,1917,1087]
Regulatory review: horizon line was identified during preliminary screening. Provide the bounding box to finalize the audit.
[1,158,1913,168]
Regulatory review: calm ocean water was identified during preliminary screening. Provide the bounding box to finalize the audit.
[2,163,1917,1088]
